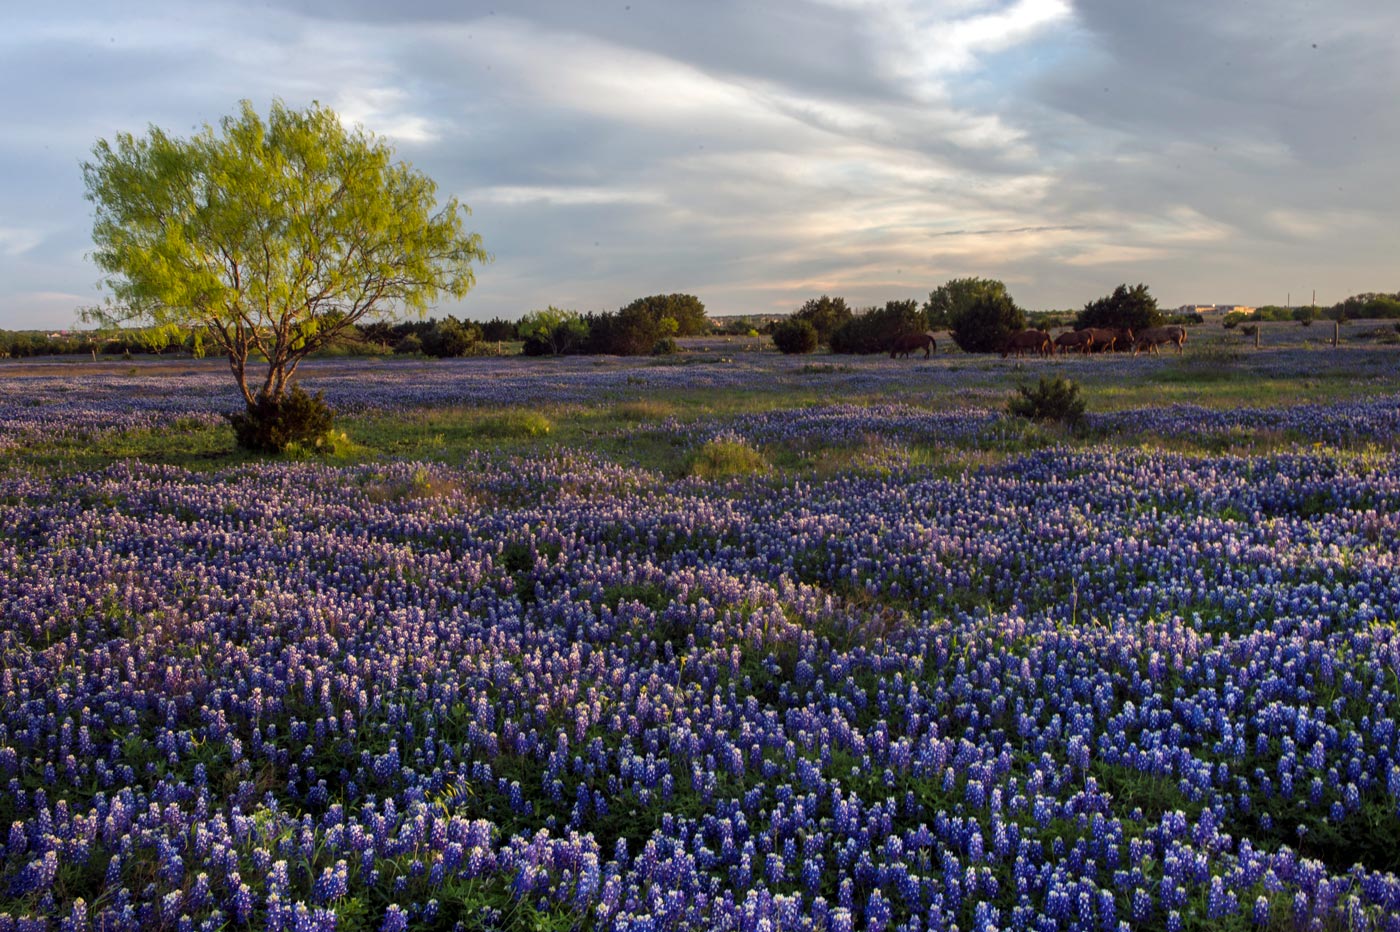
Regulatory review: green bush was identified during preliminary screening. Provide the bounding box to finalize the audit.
[690,436,767,479]
[1007,376,1086,428]
[394,333,423,354]
[771,318,819,354]
[652,337,679,355]
[227,385,336,453]
[949,291,1025,353]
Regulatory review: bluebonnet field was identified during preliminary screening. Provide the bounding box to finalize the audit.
[2,346,1400,931]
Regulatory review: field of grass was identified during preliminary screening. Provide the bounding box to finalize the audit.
[2,337,1399,931]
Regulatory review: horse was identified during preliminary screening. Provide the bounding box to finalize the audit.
[1086,327,1131,352]
[1132,325,1187,356]
[1001,329,1052,358]
[890,331,937,359]
[1054,330,1095,354]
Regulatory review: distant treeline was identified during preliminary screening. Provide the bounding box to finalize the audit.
[0,293,725,360]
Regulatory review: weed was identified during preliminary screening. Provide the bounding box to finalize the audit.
[688,436,767,479]
[474,409,553,439]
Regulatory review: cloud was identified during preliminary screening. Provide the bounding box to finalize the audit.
[0,225,43,257]
[1,0,1396,327]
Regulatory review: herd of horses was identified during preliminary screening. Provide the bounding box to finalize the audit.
[889,325,1187,359]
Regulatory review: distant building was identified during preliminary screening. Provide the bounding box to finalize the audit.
[1179,304,1255,318]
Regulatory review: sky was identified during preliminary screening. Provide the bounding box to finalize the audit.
[2,0,1397,329]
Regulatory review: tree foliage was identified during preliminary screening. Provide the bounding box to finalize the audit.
[82,99,488,410]
[1074,283,1162,333]
[924,277,1008,331]
[792,295,852,345]
[617,294,710,336]
[1332,292,1400,320]
[771,318,819,354]
[949,289,1025,353]
[419,315,482,358]
[519,306,588,356]
[830,300,924,354]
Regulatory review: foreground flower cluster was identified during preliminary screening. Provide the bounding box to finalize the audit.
[3,409,1400,930]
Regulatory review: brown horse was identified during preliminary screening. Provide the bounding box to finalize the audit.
[1086,327,1131,352]
[1133,325,1187,356]
[1001,329,1052,358]
[890,331,937,359]
[1054,330,1095,354]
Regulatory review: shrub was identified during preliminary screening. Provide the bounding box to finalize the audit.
[690,435,767,479]
[227,385,335,454]
[1007,376,1086,428]
[393,333,423,354]
[652,337,679,356]
[771,318,819,354]
[949,291,1025,353]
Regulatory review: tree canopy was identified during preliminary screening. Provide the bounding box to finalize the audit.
[618,293,710,336]
[924,277,1009,331]
[82,99,488,408]
[519,306,588,356]
[791,295,852,345]
[948,287,1025,353]
[830,300,925,354]
[1074,284,1162,333]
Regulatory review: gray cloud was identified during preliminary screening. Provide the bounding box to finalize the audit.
[1,0,1395,329]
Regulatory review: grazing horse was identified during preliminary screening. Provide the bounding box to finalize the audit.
[1001,329,1052,358]
[1086,327,1131,352]
[1133,325,1187,356]
[890,331,937,359]
[1054,329,1095,355]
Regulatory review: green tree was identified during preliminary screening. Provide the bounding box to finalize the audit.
[583,303,662,356]
[420,315,482,358]
[136,322,184,356]
[519,306,588,356]
[830,300,925,354]
[771,318,819,354]
[1074,283,1162,332]
[948,289,1025,353]
[618,294,709,336]
[924,277,1009,330]
[792,295,852,345]
[81,99,487,418]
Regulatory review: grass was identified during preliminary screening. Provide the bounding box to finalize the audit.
[3,344,1397,477]
[688,436,768,479]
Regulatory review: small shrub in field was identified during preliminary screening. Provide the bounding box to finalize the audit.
[1008,376,1086,427]
[652,337,679,356]
[475,410,552,439]
[690,435,767,479]
[771,318,819,354]
[614,400,677,421]
[227,385,335,453]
